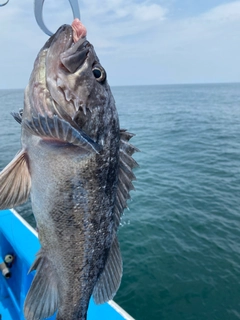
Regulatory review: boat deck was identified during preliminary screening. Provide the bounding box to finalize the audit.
[0,295,19,319]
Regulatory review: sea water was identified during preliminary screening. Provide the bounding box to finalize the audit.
[0,83,240,320]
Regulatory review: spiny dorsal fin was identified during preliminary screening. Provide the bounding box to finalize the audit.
[114,129,139,231]
[93,237,122,304]
[24,249,59,320]
[23,113,102,154]
[0,149,31,210]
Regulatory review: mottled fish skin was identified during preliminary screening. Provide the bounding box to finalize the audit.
[24,24,119,320]
[0,20,138,320]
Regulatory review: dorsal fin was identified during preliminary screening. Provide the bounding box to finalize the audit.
[114,129,139,231]
[11,109,23,124]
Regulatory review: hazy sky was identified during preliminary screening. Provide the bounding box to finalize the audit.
[0,0,240,88]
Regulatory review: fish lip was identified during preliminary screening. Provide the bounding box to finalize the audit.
[59,37,89,74]
[47,24,73,54]
[55,24,71,35]
[48,23,90,74]
[39,26,70,51]
[54,24,73,42]
[49,24,87,54]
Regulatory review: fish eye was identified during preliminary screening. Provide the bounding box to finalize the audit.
[92,65,106,83]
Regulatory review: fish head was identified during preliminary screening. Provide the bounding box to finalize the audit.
[24,20,116,143]
[47,23,109,116]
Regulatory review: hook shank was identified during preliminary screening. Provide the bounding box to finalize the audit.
[0,0,9,7]
[34,0,81,36]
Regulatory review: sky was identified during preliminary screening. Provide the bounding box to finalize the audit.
[0,0,240,88]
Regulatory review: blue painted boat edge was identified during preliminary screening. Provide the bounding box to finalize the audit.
[7,209,135,320]
[10,208,38,238]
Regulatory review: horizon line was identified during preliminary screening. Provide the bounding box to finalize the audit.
[0,81,240,91]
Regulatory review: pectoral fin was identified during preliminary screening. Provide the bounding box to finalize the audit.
[0,150,31,210]
[93,237,122,304]
[23,113,102,153]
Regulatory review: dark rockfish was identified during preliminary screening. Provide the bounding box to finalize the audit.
[0,19,138,320]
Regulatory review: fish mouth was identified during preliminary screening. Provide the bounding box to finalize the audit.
[60,37,90,74]
[44,21,92,118]
[48,22,89,73]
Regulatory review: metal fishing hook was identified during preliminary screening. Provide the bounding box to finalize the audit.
[0,0,80,35]
[34,0,81,36]
[0,0,9,7]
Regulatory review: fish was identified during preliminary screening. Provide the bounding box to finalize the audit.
[0,19,138,320]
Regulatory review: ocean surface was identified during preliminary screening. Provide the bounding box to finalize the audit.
[0,83,240,320]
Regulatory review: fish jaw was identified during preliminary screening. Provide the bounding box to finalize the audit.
[24,20,112,144]
[47,31,109,119]
[22,25,75,123]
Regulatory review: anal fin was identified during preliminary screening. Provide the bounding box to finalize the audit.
[0,150,31,210]
[93,237,122,304]
[24,249,59,320]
